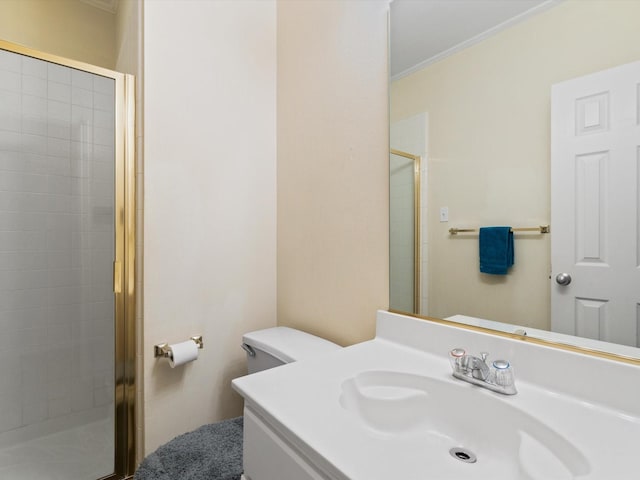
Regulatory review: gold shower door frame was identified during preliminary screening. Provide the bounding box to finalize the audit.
[0,40,137,479]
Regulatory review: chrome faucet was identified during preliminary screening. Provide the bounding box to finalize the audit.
[449,348,517,395]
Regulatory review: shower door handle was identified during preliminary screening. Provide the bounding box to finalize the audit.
[113,261,122,293]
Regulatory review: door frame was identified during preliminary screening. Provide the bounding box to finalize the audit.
[0,39,137,479]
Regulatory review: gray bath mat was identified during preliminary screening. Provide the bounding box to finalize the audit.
[134,416,243,480]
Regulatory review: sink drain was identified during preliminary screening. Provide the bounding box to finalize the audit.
[449,447,477,464]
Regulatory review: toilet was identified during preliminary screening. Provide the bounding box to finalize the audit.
[241,327,341,374]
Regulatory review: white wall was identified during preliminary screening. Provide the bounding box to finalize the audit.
[143,0,277,454]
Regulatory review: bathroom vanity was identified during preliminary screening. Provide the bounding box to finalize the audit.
[232,311,640,480]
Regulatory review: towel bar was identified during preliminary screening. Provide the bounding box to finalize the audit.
[449,225,550,235]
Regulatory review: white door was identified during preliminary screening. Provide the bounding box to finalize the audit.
[551,61,640,347]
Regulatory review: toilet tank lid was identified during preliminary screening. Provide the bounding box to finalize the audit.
[242,327,341,363]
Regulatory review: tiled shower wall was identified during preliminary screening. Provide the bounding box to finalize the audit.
[0,49,115,434]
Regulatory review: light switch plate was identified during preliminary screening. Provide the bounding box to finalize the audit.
[440,207,449,222]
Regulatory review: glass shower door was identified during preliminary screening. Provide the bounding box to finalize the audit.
[0,46,118,479]
[389,149,421,314]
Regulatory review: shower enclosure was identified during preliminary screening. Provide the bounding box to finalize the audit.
[389,149,421,314]
[0,41,135,479]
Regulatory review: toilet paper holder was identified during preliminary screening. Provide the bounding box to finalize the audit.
[154,336,204,359]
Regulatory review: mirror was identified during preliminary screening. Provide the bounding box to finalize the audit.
[389,0,640,359]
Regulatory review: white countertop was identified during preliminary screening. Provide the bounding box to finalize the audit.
[232,311,640,480]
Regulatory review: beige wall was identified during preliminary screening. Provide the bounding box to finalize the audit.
[0,0,116,69]
[142,0,277,454]
[277,0,390,346]
[391,0,640,330]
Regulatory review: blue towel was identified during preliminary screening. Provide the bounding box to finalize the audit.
[479,226,514,275]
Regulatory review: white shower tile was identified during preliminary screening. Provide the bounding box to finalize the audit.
[21,399,48,426]
[47,99,71,121]
[89,179,113,199]
[48,119,71,140]
[93,76,113,95]
[72,342,93,378]
[49,269,82,288]
[48,396,72,419]
[19,153,45,175]
[2,289,48,311]
[71,70,93,90]
[93,387,112,408]
[21,350,47,398]
[46,229,71,252]
[93,144,113,163]
[0,230,46,251]
[93,126,113,147]
[45,249,72,270]
[47,137,71,158]
[0,70,20,92]
[47,319,72,346]
[47,348,73,382]
[92,344,113,374]
[18,327,48,349]
[1,52,117,445]
[91,301,113,323]
[22,75,47,98]
[92,164,114,187]
[21,57,47,79]
[89,286,113,303]
[0,131,21,152]
[93,111,113,133]
[48,63,71,85]
[71,377,94,413]
[0,90,20,114]
[0,151,22,173]
[0,171,47,193]
[22,94,46,118]
[0,392,22,432]
[20,133,47,155]
[93,92,112,112]
[0,113,21,133]
[70,232,89,252]
[0,352,22,392]
[71,87,92,108]
[47,175,71,195]
[48,81,71,103]
[0,50,21,73]
[1,269,47,290]
[71,105,93,126]
[3,307,46,330]
[0,252,46,271]
[21,116,47,137]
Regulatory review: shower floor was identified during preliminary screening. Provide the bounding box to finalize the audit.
[0,417,113,480]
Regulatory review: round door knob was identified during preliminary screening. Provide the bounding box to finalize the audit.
[555,273,572,286]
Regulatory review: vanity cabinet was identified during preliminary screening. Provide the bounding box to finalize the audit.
[243,406,334,480]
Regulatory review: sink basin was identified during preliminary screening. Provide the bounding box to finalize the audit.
[339,370,590,479]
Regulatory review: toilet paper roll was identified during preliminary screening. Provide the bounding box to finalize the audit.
[168,340,199,368]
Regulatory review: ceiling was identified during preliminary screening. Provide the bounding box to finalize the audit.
[390,0,558,80]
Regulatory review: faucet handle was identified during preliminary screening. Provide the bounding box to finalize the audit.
[492,359,515,387]
[449,348,466,372]
[480,352,489,363]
